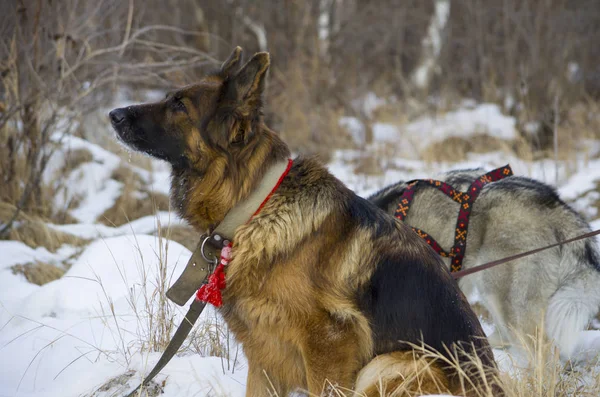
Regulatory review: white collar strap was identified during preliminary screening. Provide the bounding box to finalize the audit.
[211,158,293,244]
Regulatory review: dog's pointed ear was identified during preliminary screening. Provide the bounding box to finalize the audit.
[229,52,270,106]
[220,47,243,78]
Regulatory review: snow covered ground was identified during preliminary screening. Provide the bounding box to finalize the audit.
[2,102,600,396]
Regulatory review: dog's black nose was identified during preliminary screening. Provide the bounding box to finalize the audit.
[109,108,127,124]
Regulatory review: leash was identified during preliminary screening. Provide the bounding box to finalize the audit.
[452,228,600,279]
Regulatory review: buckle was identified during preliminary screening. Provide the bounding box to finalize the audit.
[200,235,219,266]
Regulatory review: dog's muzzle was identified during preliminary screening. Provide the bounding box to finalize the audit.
[109,108,128,126]
[109,107,136,143]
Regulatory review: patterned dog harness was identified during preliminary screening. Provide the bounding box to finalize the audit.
[395,165,513,272]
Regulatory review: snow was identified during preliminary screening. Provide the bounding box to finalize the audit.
[373,122,401,142]
[572,331,600,364]
[403,103,517,151]
[48,212,186,240]
[353,92,388,118]
[0,241,77,270]
[47,134,124,223]
[0,235,217,397]
[339,116,365,144]
[558,159,600,200]
[340,103,518,160]
[71,178,124,223]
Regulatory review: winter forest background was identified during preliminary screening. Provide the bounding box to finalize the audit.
[2,1,600,396]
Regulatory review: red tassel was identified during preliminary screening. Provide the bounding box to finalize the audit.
[196,264,226,307]
[196,244,232,307]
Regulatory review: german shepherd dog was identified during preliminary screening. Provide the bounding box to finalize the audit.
[110,47,503,396]
[370,169,600,360]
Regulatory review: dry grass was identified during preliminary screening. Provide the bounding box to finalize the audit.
[62,148,95,174]
[270,62,352,161]
[498,337,600,397]
[100,166,171,227]
[84,370,163,397]
[0,202,88,252]
[559,101,600,162]
[589,182,600,218]
[11,262,66,286]
[353,155,386,176]
[0,126,59,221]
[0,121,93,225]
[420,135,520,164]
[125,227,177,355]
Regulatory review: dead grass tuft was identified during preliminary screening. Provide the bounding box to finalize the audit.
[352,156,385,176]
[558,101,600,160]
[11,262,66,286]
[496,329,600,397]
[421,134,521,163]
[100,192,170,227]
[0,125,93,225]
[99,166,170,227]
[62,148,94,174]
[110,164,142,185]
[85,370,163,397]
[0,202,88,252]
[7,217,88,252]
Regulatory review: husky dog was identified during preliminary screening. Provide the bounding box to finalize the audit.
[110,47,503,396]
[369,169,600,359]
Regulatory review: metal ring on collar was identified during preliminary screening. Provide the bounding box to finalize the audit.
[200,236,219,266]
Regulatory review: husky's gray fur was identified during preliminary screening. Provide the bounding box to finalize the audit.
[369,168,600,359]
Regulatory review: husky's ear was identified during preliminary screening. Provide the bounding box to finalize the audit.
[220,47,243,78]
[229,52,270,107]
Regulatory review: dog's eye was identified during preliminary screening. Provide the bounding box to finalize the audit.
[171,96,186,112]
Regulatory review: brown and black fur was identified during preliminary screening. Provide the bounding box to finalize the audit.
[110,47,503,396]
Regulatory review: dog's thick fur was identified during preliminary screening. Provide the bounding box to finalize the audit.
[110,47,502,396]
[370,169,600,359]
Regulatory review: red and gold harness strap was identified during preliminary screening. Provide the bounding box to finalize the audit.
[395,165,513,273]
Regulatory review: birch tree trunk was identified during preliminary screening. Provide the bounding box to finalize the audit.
[411,0,451,91]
